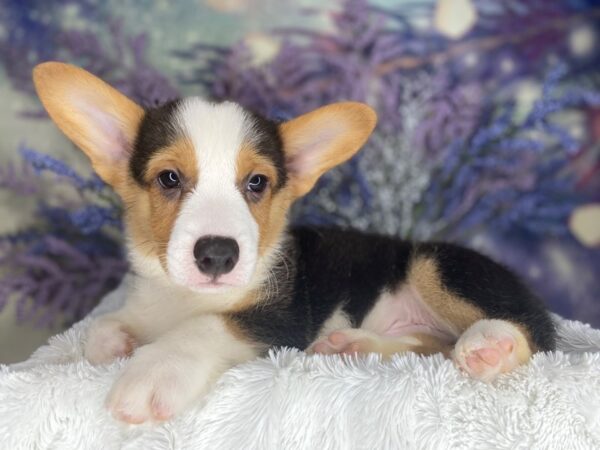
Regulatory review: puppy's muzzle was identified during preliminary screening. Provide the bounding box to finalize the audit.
[194,236,240,278]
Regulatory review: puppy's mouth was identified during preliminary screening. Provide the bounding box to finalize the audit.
[198,279,232,288]
[181,271,253,294]
[187,279,237,292]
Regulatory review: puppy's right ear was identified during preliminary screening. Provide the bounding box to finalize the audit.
[33,62,144,187]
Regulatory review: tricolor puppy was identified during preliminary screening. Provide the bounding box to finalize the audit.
[34,62,555,424]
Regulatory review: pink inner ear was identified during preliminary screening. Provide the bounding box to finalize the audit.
[74,97,131,163]
[287,147,319,176]
[286,126,341,177]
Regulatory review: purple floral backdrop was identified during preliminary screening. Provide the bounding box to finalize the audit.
[0,0,599,328]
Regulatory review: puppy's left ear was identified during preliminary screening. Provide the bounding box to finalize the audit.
[279,102,377,197]
[33,62,144,188]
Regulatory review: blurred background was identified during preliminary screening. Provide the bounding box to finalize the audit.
[0,0,599,363]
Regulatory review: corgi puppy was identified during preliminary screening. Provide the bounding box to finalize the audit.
[33,62,556,424]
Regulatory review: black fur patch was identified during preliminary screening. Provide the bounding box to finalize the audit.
[229,227,414,350]
[247,112,287,190]
[130,99,182,185]
[228,226,556,353]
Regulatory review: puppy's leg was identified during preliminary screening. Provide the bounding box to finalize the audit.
[408,251,555,381]
[452,319,532,382]
[84,278,193,365]
[309,329,451,358]
[84,313,137,365]
[106,314,258,424]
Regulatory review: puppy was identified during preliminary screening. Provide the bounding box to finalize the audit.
[33,62,555,424]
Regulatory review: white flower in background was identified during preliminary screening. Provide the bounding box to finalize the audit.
[434,0,477,40]
[513,79,542,121]
[570,204,600,247]
[569,24,596,57]
[244,32,281,65]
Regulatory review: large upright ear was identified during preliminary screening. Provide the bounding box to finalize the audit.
[279,102,377,197]
[33,62,144,187]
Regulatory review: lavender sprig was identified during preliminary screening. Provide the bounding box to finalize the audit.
[0,146,126,327]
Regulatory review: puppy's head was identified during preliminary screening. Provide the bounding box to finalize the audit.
[33,62,377,296]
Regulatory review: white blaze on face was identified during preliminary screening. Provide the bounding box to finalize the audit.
[166,98,259,292]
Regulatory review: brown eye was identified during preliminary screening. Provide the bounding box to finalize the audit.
[247,174,268,194]
[158,170,181,189]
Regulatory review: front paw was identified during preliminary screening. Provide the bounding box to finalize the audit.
[84,318,136,365]
[106,349,204,423]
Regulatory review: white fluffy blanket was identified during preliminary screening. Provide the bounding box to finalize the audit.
[1,284,600,450]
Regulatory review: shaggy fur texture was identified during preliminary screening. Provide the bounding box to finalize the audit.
[1,283,599,449]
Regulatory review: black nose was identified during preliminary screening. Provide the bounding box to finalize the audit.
[193,237,239,278]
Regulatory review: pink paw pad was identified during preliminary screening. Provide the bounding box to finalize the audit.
[309,329,374,355]
[465,347,499,373]
[454,331,519,382]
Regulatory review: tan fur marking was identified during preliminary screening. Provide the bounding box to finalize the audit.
[143,139,198,187]
[119,139,198,268]
[145,139,198,268]
[408,257,485,335]
[409,333,454,357]
[511,322,535,360]
[236,144,294,257]
[122,185,154,258]
[236,145,279,188]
